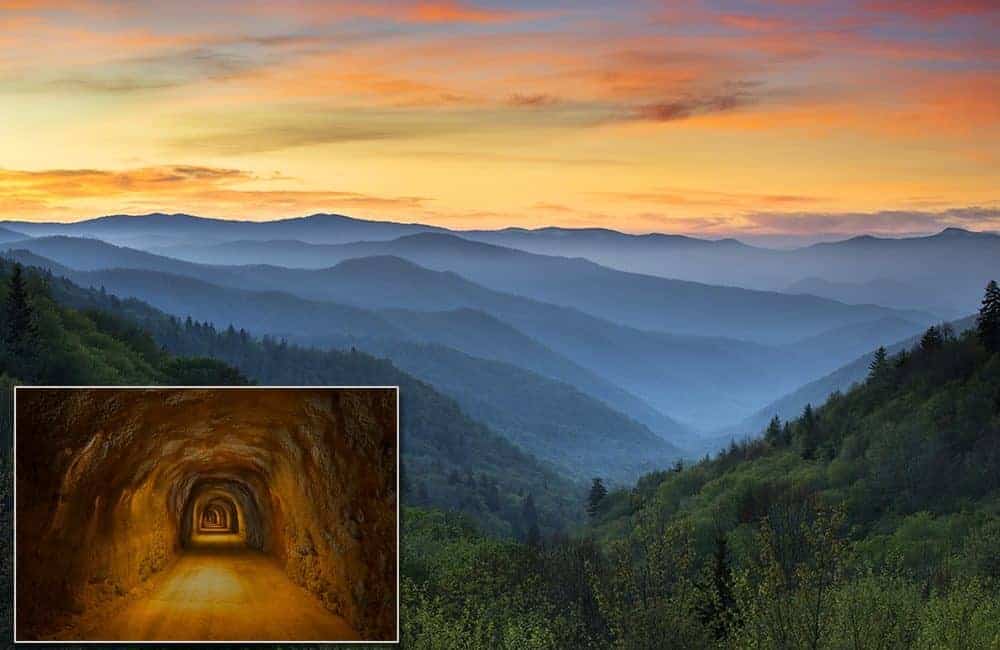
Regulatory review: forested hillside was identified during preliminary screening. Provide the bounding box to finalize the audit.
[4,256,999,648]
[398,284,1000,648]
[0,261,580,539]
[364,338,681,481]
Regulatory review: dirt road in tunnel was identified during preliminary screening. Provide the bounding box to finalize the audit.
[76,534,360,642]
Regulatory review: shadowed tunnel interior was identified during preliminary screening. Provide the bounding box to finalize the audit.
[15,388,397,641]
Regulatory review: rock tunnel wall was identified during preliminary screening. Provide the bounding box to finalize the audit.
[15,388,397,640]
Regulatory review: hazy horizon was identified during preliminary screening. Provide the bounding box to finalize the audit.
[3,208,999,248]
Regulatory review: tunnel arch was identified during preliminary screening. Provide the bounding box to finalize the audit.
[178,478,268,549]
[15,388,397,640]
[199,496,237,532]
[201,503,229,530]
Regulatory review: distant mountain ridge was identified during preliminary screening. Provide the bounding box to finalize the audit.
[0,212,448,249]
[3,239,929,430]
[141,231,937,344]
[5,212,994,318]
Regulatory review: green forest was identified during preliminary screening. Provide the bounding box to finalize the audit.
[2,260,999,648]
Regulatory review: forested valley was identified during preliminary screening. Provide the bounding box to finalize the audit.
[2,261,999,648]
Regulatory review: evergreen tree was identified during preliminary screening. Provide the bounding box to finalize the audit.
[782,421,792,445]
[920,325,944,352]
[698,534,737,640]
[4,264,34,342]
[587,478,608,517]
[798,403,819,459]
[2,264,39,379]
[868,346,888,381]
[894,348,911,368]
[978,280,1000,353]
[764,415,783,445]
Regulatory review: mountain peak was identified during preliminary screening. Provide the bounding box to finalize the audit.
[938,226,973,237]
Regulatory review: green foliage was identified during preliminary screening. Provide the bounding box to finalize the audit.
[159,357,253,385]
[592,523,710,649]
[0,260,255,390]
[915,579,1000,649]
[733,504,849,649]
[400,508,592,649]
[582,328,1000,648]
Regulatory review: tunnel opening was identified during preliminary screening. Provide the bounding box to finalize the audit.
[200,502,232,531]
[177,478,269,550]
[15,388,398,642]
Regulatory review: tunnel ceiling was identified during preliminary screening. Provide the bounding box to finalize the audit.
[16,388,397,640]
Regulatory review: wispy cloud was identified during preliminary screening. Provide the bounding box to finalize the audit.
[629,85,760,122]
[0,165,431,219]
[598,187,828,210]
[508,93,559,108]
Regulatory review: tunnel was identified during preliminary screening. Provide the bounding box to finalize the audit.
[15,388,398,642]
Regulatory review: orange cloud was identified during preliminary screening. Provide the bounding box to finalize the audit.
[406,1,518,24]
[864,0,999,21]
[235,0,529,25]
[0,166,430,220]
[598,187,828,211]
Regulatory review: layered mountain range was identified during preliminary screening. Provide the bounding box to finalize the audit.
[3,213,993,481]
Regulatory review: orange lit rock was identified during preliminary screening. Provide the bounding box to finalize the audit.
[15,388,397,641]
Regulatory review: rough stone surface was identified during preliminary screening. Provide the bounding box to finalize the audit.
[16,388,397,640]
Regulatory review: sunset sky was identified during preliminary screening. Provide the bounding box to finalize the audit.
[1,0,997,237]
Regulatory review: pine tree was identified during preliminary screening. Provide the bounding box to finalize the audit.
[2,264,39,379]
[782,421,793,446]
[978,280,1000,354]
[868,346,888,381]
[587,478,607,517]
[799,403,819,460]
[920,325,944,352]
[765,415,782,445]
[4,264,34,342]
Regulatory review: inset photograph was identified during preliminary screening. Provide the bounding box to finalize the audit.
[14,387,398,643]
